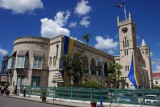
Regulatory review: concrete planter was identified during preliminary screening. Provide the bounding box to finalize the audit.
[91,101,97,107]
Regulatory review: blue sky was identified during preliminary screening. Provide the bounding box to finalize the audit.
[0,0,160,72]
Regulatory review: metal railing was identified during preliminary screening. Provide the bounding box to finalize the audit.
[20,85,160,106]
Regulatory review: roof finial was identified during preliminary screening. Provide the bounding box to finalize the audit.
[141,39,146,46]
[117,16,120,21]
[129,12,131,17]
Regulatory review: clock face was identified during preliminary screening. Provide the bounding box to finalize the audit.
[121,27,128,33]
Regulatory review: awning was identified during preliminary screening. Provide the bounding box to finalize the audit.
[17,50,28,56]
[33,51,43,57]
[10,51,17,57]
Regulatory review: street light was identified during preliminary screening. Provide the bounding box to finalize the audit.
[99,59,105,107]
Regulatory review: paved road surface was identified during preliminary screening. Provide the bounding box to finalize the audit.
[0,96,68,107]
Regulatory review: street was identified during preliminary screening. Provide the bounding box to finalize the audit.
[0,96,68,107]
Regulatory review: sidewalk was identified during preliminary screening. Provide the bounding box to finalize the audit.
[1,94,157,107]
[1,93,91,107]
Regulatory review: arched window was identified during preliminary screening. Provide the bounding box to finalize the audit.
[90,58,96,75]
[127,40,129,47]
[73,52,80,63]
[123,37,129,48]
[104,62,108,77]
[82,55,89,73]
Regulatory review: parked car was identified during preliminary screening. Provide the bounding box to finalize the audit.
[119,92,138,103]
[145,95,160,104]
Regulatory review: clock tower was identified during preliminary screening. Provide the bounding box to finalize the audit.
[117,13,138,88]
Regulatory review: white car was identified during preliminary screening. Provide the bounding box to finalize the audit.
[145,95,160,104]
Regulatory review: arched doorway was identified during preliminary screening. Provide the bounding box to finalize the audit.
[104,62,108,77]
[82,55,89,73]
[90,58,96,75]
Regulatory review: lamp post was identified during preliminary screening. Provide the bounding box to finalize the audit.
[99,59,105,107]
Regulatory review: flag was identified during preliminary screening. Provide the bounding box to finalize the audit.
[62,36,75,78]
[117,2,124,8]
[128,53,139,89]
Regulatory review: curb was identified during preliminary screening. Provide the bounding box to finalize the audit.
[0,94,76,107]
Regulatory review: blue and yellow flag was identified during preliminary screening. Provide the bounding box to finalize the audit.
[117,2,124,8]
[128,53,139,89]
[62,36,75,78]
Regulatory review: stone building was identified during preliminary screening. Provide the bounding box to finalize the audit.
[6,13,152,89]
[114,13,152,89]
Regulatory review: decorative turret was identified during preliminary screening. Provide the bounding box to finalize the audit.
[128,12,131,21]
[141,39,146,46]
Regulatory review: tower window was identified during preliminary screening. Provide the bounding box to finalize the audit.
[125,66,127,71]
[125,65,129,71]
[142,51,144,54]
[123,37,129,48]
[146,51,148,55]
[124,50,128,56]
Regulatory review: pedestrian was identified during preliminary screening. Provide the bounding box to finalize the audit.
[0,85,1,94]
[14,86,16,95]
[23,86,26,97]
[15,85,17,95]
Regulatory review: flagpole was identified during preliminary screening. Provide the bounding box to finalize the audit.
[123,0,127,20]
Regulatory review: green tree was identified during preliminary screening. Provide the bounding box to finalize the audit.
[109,62,122,88]
[82,34,91,45]
[62,49,87,85]
[62,54,73,83]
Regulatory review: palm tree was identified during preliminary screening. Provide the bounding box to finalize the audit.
[82,34,91,45]
[109,62,122,88]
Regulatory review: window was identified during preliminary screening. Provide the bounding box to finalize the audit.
[142,51,144,54]
[146,51,148,55]
[127,40,129,47]
[125,65,129,71]
[33,56,43,69]
[155,81,158,84]
[31,76,40,86]
[56,44,59,58]
[17,76,24,88]
[16,56,26,68]
[123,37,129,48]
[49,57,52,65]
[124,50,128,56]
[8,57,15,69]
[53,56,56,65]
[125,66,127,71]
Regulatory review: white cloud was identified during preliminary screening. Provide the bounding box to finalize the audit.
[108,50,115,54]
[69,22,77,27]
[74,0,91,15]
[155,65,160,72]
[80,16,90,27]
[152,59,160,72]
[95,36,118,50]
[0,0,43,14]
[152,59,160,65]
[0,48,8,56]
[41,11,70,38]
[150,52,153,56]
